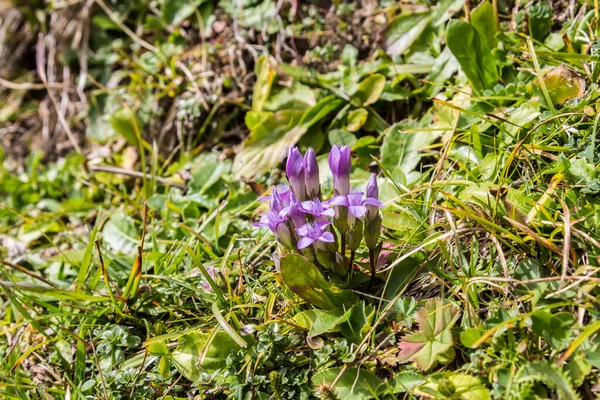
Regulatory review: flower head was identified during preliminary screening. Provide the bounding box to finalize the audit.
[365,173,380,221]
[328,145,351,195]
[296,222,335,249]
[303,148,320,198]
[254,211,293,248]
[267,184,294,214]
[300,198,334,221]
[286,147,306,200]
[328,190,383,218]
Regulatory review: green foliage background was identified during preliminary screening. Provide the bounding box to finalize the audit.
[2,0,600,399]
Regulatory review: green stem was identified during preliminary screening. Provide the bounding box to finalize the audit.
[368,248,376,290]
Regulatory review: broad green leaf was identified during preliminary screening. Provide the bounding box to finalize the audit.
[460,327,483,348]
[300,95,346,128]
[328,129,357,147]
[384,255,424,300]
[252,56,276,112]
[351,74,386,107]
[380,121,441,175]
[389,372,425,393]
[346,108,368,132]
[446,20,498,93]
[340,302,375,344]
[417,372,491,400]
[531,310,575,349]
[397,299,460,371]
[162,0,206,25]
[280,254,358,310]
[312,367,382,400]
[233,110,305,178]
[106,108,143,146]
[171,331,241,382]
[309,307,351,337]
[470,1,498,49]
[102,211,139,254]
[543,65,586,106]
[294,309,326,330]
[384,13,432,57]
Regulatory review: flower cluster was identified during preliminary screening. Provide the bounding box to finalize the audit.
[255,145,383,279]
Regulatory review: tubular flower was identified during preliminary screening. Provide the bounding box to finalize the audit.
[299,198,335,222]
[286,147,306,200]
[328,190,383,219]
[303,148,320,199]
[328,145,351,195]
[254,211,293,248]
[296,222,335,249]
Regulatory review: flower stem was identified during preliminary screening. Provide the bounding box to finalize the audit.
[368,248,376,290]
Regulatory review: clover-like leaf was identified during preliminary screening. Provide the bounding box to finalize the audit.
[397,299,460,371]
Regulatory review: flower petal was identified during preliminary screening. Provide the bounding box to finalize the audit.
[297,237,315,249]
[363,198,383,207]
[326,195,349,206]
[322,208,335,217]
[348,205,366,218]
[319,232,335,243]
[295,224,311,236]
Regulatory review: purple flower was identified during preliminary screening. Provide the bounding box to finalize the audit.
[328,145,351,195]
[328,190,383,218]
[286,147,306,200]
[303,148,320,198]
[300,199,334,221]
[296,222,335,249]
[286,197,307,229]
[254,211,293,248]
[263,184,294,214]
[365,173,380,221]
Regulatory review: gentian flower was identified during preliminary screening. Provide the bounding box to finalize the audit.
[254,211,293,248]
[304,148,320,198]
[287,197,307,229]
[286,147,306,200]
[364,174,382,250]
[299,198,334,222]
[296,222,335,249]
[265,184,294,214]
[328,145,351,195]
[328,190,383,218]
[365,174,380,220]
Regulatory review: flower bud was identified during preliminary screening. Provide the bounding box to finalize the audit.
[365,173,380,222]
[328,145,351,195]
[286,147,306,200]
[303,148,320,199]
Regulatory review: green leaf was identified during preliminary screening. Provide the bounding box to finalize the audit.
[148,342,169,357]
[328,129,357,147]
[346,108,368,132]
[309,307,352,337]
[351,74,386,107]
[106,108,143,147]
[543,65,586,106]
[470,1,498,50]
[516,360,581,400]
[340,302,375,344]
[388,371,425,394]
[294,309,326,330]
[397,299,461,371]
[418,372,491,400]
[384,13,432,57]
[380,121,441,175]
[233,110,305,178]
[312,367,382,400]
[252,56,276,112]
[460,327,483,348]
[531,310,575,349]
[171,331,242,382]
[102,211,139,254]
[162,0,206,26]
[280,254,358,310]
[446,20,498,93]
